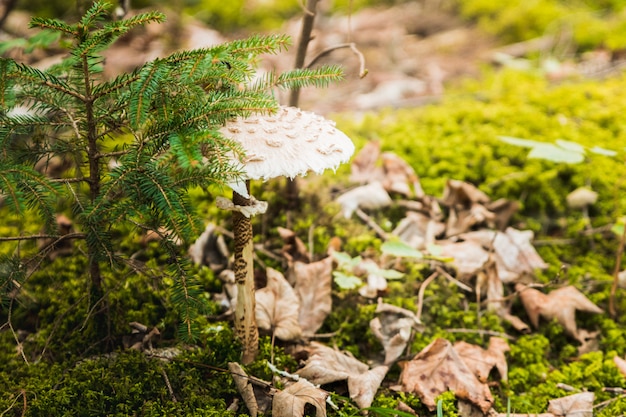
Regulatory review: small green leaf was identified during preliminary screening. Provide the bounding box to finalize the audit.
[612,222,625,237]
[498,135,547,148]
[381,241,423,258]
[555,139,585,154]
[378,268,404,279]
[333,271,362,290]
[528,144,584,164]
[589,145,617,157]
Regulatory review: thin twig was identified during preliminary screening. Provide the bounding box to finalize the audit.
[416,271,439,321]
[0,233,85,242]
[160,367,178,403]
[436,266,473,292]
[355,208,388,240]
[305,42,368,78]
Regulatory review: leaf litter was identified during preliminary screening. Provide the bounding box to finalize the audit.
[189,145,609,416]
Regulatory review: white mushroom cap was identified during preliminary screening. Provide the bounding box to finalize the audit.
[566,187,598,209]
[220,106,355,197]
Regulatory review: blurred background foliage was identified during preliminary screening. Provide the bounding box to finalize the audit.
[11,0,626,52]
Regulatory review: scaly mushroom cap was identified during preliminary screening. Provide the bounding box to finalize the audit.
[220,106,355,197]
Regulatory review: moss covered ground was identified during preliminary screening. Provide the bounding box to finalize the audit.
[4,63,626,415]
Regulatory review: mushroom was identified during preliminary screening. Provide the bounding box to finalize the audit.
[218,106,355,363]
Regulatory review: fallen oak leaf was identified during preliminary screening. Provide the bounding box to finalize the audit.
[453,337,510,382]
[516,284,603,342]
[395,338,494,413]
[272,379,328,417]
[256,268,302,341]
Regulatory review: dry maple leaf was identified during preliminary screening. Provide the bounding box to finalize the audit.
[453,337,510,382]
[256,268,302,341]
[370,299,424,365]
[516,284,603,342]
[547,392,594,417]
[272,379,328,417]
[296,342,389,409]
[292,257,333,335]
[396,338,494,413]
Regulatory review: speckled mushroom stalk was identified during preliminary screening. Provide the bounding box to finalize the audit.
[219,106,355,364]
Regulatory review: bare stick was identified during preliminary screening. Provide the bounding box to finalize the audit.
[355,208,388,240]
[306,42,368,78]
[160,367,178,403]
[289,0,320,107]
[416,271,439,321]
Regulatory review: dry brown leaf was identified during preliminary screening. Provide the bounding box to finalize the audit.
[381,151,425,198]
[443,179,491,206]
[516,284,603,341]
[577,329,601,355]
[296,342,389,409]
[393,211,445,249]
[272,379,328,417]
[188,223,229,272]
[370,299,424,365]
[292,257,333,336]
[396,338,494,413]
[613,355,626,377]
[228,362,274,417]
[349,365,389,409]
[485,198,519,231]
[439,239,490,277]
[460,228,547,283]
[454,337,510,382]
[256,268,302,341]
[350,140,383,184]
[547,392,594,417]
[278,227,311,264]
[496,414,554,417]
[335,182,392,218]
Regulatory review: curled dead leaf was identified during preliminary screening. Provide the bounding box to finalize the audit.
[256,268,302,341]
[370,299,424,365]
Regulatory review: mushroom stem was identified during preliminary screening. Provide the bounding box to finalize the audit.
[232,180,259,364]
